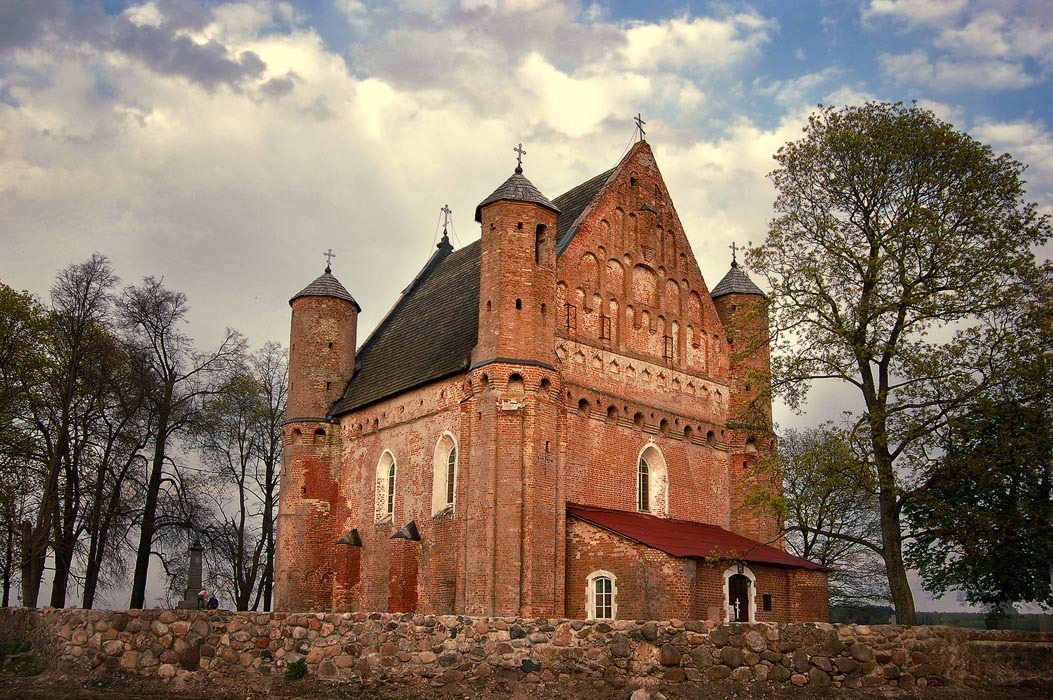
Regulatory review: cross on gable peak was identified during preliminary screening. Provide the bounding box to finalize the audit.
[323,248,336,273]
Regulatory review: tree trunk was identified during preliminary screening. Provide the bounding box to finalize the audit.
[2,523,13,607]
[879,486,916,624]
[130,384,172,609]
[19,532,44,610]
[261,484,274,612]
[50,466,80,608]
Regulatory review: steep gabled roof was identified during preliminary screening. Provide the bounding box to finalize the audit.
[567,503,826,570]
[330,161,623,416]
[330,242,480,415]
[711,263,766,299]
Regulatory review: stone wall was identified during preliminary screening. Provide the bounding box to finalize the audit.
[2,608,1051,691]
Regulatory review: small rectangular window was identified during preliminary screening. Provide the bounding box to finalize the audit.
[600,314,612,340]
[565,303,577,333]
[763,594,772,611]
[594,578,612,619]
[663,335,674,360]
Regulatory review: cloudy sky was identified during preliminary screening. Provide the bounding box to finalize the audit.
[2,0,1052,608]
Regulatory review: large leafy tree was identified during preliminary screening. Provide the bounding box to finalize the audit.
[751,426,891,607]
[0,283,47,606]
[906,349,1053,612]
[750,101,1051,623]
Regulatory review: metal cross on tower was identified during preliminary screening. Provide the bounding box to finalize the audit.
[634,113,646,140]
[323,248,336,272]
[438,204,453,250]
[729,241,738,267]
[514,143,526,172]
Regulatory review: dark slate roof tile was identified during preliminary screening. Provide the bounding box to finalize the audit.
[332,164,620,415]
[710,264,766,298]
[290,270,361,310]
[475,169,560,222]
[330,242,480,415]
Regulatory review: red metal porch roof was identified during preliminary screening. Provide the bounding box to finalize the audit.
[567,503,826,571]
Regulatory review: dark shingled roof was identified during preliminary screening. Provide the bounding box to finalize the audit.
[290,269,361,311]
[552,167,616,255]
[331,162,619,416]
[567,503,826,570]
[330,242,481,415]
[710,263,766,299]
[475,168,560,222]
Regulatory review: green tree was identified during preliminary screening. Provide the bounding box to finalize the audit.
[750,101,1051,624]
[0,283,47,606]
[906,352,1053,612]
[754,426,891,607]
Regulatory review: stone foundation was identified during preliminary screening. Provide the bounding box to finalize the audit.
[1,608,1050,691]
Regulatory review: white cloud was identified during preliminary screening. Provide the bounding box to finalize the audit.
[880,49,1035,91]
[868,1,1053,88]
[336,0,370,30]
[620,12,776,71]
[756,67,844,107]
[124,2,164,28]
[862,0,967,28]
[972,117,1053,184]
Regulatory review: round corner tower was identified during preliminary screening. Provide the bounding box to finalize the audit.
[461,159,565,617]
[711,257,777,544]
[275,265,360,611]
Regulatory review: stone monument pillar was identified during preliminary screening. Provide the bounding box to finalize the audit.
[177,540,205,610]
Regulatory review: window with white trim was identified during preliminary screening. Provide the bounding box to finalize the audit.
[375,450,397,522]
[636,442,668,517]
[586,570,617,620]
[431,432,458,515]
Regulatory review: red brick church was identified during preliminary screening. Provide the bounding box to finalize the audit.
[274,140,828,623]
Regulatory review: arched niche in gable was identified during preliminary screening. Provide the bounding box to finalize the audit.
[632,264,659,308]
[665,279,681,315]
[581,252,600,291]
[606,259,624,295]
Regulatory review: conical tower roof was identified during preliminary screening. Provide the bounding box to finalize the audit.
[475,165,560,222]
[290,268,361,311]
[711,262,765,299]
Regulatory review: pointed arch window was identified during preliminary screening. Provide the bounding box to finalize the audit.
[386,462,396,517]
[638,457,650,512]
[636,442,669,517]
[432,432,459,515]
[375,451,397,523]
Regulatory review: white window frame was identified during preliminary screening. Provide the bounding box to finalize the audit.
[722,564,757,623]
[636,441,668,517]
[374,450,397,523]
[431,431,458,515]
[585,570,617,620]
